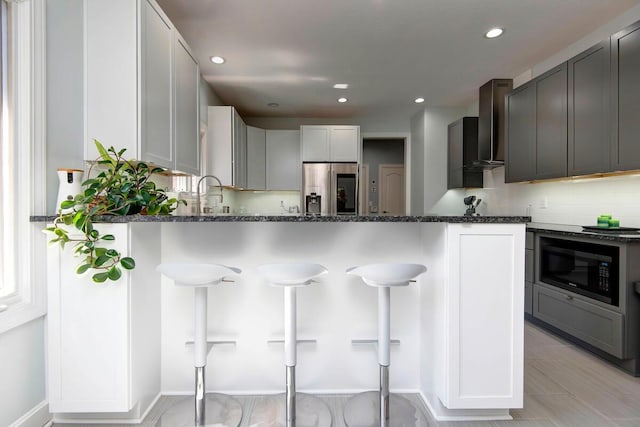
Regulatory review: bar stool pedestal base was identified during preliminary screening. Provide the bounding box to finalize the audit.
[155,394,242,427]
[343,391,427,427]
[249,393,332,427]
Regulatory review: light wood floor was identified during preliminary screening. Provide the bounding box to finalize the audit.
[53,321,640,427]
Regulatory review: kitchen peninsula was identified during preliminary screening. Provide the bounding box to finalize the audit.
[36,215,528,423]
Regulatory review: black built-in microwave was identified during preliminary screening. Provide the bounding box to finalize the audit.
[540,237,619,306]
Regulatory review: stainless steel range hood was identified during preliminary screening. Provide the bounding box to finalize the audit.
[472,79,513,168]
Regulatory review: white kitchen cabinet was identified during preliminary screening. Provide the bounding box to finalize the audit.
[47,223,161,420]
[266,130,301,190]
[140,0,173,168]
[300,125,360,162]
[207,106,247,187]
[440,223,523,411]
[174,34,200,175]
[247,126,266,190]
[84,0,200,175]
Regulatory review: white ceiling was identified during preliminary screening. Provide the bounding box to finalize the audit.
[157,0,640,121]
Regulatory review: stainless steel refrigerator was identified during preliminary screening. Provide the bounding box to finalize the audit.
[302,163,358,215]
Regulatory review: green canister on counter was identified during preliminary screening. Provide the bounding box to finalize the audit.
[598,214,612,228]
[609,219,620,228]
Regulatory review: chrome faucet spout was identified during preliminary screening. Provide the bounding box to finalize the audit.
[196,175,224,215]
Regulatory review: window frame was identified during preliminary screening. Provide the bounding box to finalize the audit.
[0,0,47,334]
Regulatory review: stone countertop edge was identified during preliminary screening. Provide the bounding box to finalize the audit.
[527,222,640,243]
[31,215,531,224]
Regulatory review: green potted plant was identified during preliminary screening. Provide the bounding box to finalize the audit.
[45,140,185,283]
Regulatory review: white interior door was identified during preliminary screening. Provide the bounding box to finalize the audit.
[378,164,405,215]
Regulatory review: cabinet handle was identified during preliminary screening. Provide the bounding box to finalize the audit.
[566,295,573,301]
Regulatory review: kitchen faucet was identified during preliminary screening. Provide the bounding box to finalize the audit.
[196,175,223,215]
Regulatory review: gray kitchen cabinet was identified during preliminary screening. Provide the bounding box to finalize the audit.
[535,63,568,180]
[612,21,640,172]
[207,106,247,187]
[266,130,301,191]
[533,283,624,358]
[447,117,482,189]
[246,126,266,190]
[174,34,200,176]
[301,125,360,162]
[505,83,536,182]
[568,40,611,176]
[84,0,200,175]
[524,231,534,316]
[505,63,567,182]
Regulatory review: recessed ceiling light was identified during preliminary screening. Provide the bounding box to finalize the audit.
[268,102,279,108]
[484,28,504,39]
[338,97,348,103]
[210,56,225,64]
[333,83,349,89]
[414,97,425,103]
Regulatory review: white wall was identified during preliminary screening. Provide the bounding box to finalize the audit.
[472,168,640,228]
[410,107,468,215]
[0,318,46,426]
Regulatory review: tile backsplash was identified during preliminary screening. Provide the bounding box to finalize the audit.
[468,167,640,227]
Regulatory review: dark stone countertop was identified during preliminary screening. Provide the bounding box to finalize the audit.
[527,222,640,243]
[31,214,531,224]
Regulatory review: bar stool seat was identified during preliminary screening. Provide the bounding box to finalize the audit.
[344,263,427,427]
[156,263,243,427]
[249,262,332,427]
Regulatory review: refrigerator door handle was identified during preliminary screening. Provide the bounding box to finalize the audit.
[329,166,336,216]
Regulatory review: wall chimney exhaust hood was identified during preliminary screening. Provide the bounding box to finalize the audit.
[471,79,513,168]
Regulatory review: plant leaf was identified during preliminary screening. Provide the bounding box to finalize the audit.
[101,234,115,241]
[107,266,122,281]
[105,249,118,258]
[92,272,109,283]
[60,200,76,210]
[76,264,92,275]
[94,140,116,166]
[120,257,135,270]
[94,255,110,267]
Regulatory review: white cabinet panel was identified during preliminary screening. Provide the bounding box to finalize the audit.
[330,126,360,161]
[301,126,330,161]
[47,224,161,416]
[85,0,137,160]
[266,130,300,190]
[444,224,524,409]
[301,125,359,162]
[140,0,173,168]
[247,126,266,190]
[207,106,246,187]
[174,34,200,175]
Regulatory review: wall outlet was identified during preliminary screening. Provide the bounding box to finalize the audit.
[539,196,548,209]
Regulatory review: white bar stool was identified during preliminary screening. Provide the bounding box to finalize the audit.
[343,263,427,427]
[156,263,243,427]
[249,263,332,427]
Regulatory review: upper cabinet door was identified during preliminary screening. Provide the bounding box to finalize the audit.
[85,0,138,160]
[568,40,611,176]
[246,126,266,190]
[266,130,301,191]
[612,21,640,172]
[535,63,568,180]
[301,126,330,161]
[174,33,200,175]
[505,82,536,183]
[140,0,173,169]
[330,126,359,162]
[233,111,247,188]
